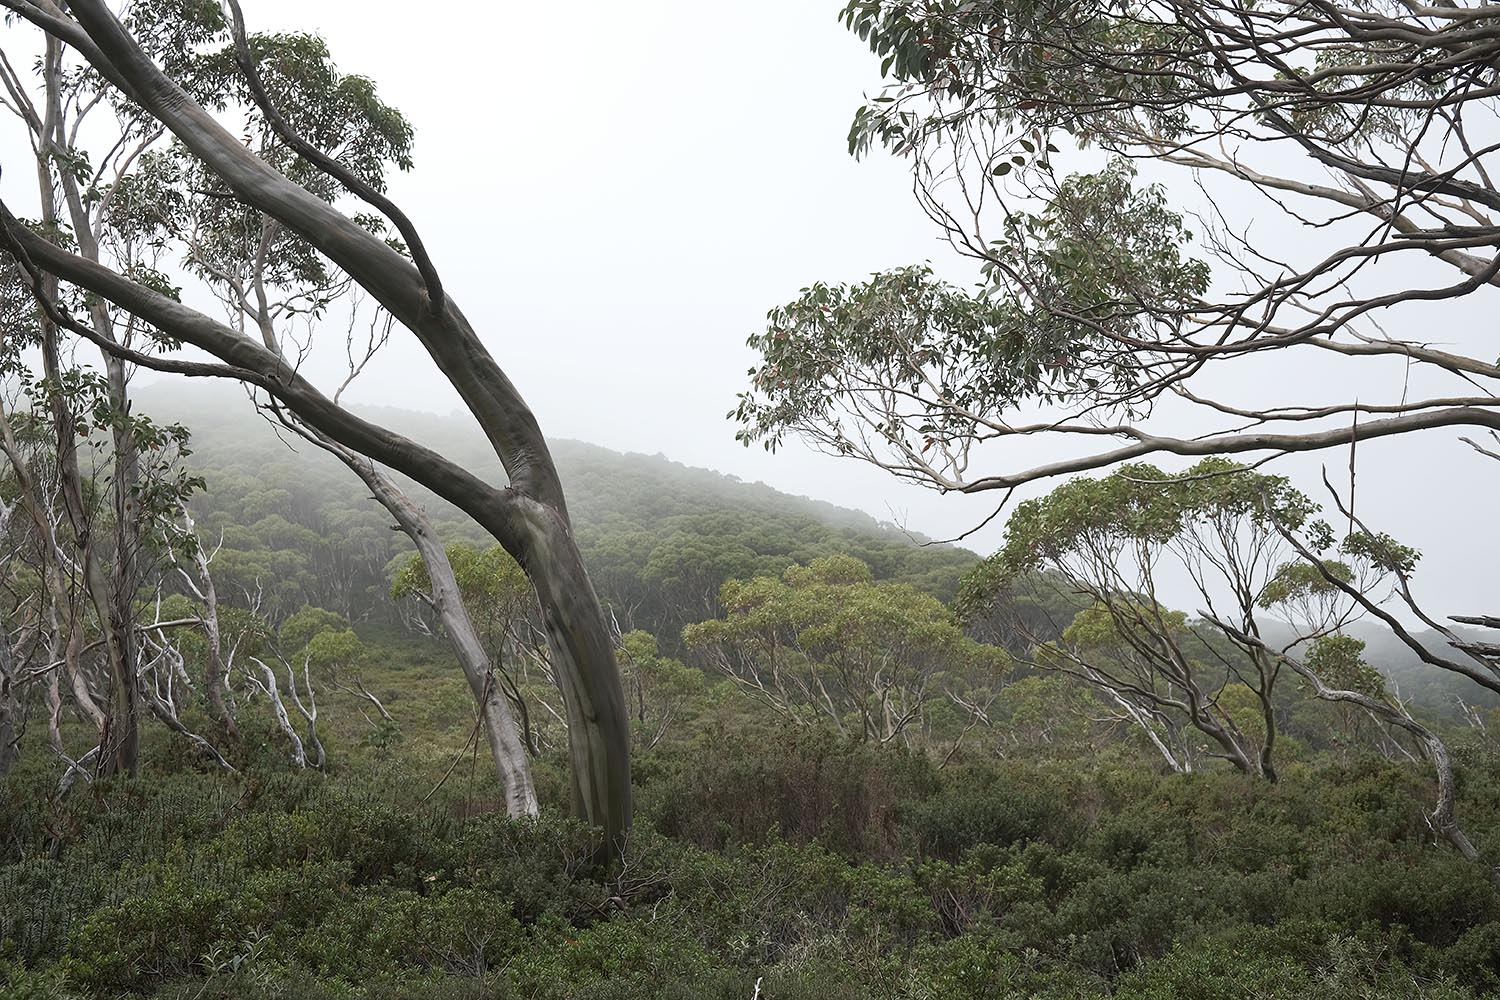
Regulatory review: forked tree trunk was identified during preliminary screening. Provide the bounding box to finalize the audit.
[176,513,239,740]
[1177,680,1260,778]
[250,657,306,768]
[283,660,325,771]
[196,553,239,740]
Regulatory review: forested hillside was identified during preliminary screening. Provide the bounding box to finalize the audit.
[143,385,1497,719]
[137,383,978,645]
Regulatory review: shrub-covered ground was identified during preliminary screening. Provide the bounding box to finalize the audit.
[4,713,1499,1000]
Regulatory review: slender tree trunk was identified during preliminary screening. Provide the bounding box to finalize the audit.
[39,327,138,776]
[1258,720,1278,783]
[317,438,537,816]
[251,657,306,768]
[139,640,235,772]
[60,613,105,737]
[1226,619,1487,867]
[0,500,19,775]
[197,558,239,741]
[1103,687,1188,774]
[103,354,145,771]
[31,45,136,776]
[53,64,147,774]
[1337,692,1480,863]
[284,661,325,770]
[44,627,65,753]
[1250,643,1281,783]
[178,513,239,740]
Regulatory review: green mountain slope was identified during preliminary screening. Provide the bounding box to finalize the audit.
[136,382,977,643]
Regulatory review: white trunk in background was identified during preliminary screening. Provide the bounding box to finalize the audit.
[324,439,538,817]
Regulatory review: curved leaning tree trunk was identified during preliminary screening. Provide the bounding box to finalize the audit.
[1209,617,1486,867]
[1291,659,1481,863]
[0,0,628,848]
[302,427,539,817]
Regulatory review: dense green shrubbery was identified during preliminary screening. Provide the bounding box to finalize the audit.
[642,726,937,860]
[3,725,1497,999]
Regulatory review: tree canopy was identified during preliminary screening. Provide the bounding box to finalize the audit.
[737,0,1500,492]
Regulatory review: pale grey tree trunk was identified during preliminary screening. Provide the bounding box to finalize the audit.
[1216,617,1486,867]
[139,636,235,772]
[39,325,139,776]
[1306,672,1480,862]
[316,437,538,817]
[250,656,307,769]
[283,660,325,771]
[174,513,239,740]
[1100,685,1189,774]
[195,548,239,740]
[49,40,147,777]
[43,617,64,753]
[29,41,137,776]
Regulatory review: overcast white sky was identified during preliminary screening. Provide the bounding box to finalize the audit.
[2,0,1494,619]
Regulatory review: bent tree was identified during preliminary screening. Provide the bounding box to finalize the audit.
[957,459,1483,857]
[956,459,1346,779]
[94,21,539,812]
[0,0,627,845]
[734,0,1500,681]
